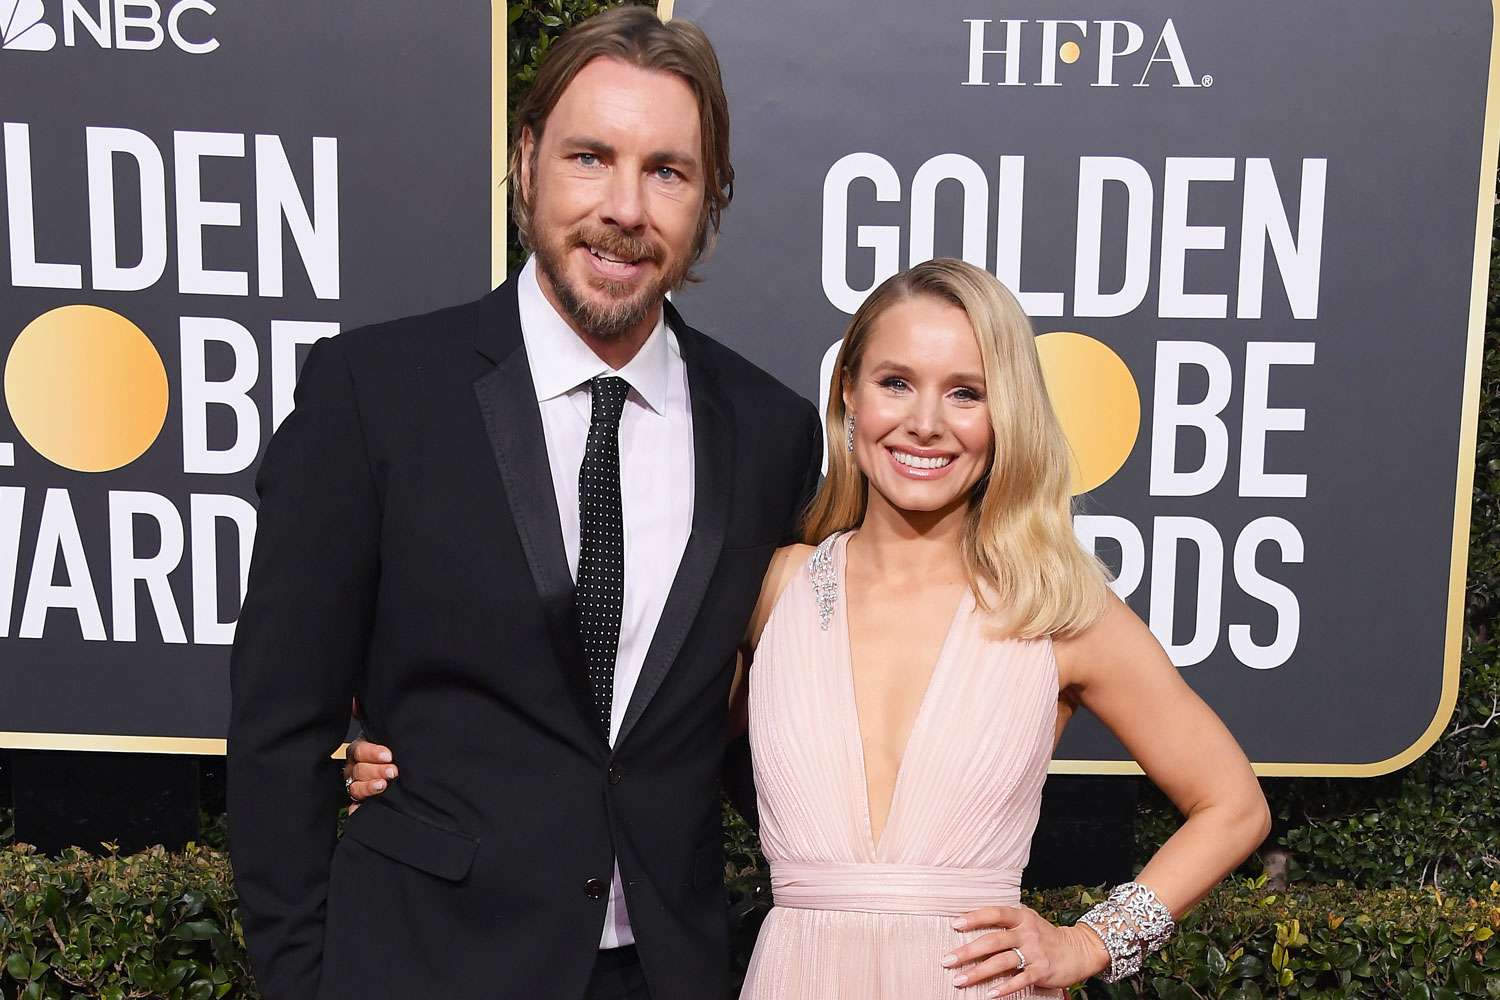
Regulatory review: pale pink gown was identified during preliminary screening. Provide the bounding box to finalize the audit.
[740,532,1065,999]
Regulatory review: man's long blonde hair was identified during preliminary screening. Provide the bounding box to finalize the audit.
[802,259,1111,639]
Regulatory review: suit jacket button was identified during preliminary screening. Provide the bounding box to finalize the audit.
[608,764,624,785]
[584,877,607,899]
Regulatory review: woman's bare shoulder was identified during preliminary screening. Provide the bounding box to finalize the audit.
[1053,590,1170,692]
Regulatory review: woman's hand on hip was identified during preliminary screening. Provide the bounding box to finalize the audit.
[940,904,1110,996]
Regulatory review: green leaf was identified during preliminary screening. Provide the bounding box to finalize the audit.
[161,959,193,988]
[170,921,223,942]
[1231,954,1265,978]
[6,952,31,980]
[1148,978,1196,1000]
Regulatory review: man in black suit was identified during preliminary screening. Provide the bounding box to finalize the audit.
[226,8,820,999]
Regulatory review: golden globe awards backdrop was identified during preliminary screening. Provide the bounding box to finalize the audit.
[0,1,1493,776]
[665,0,1498,774]
[0,1,505,751]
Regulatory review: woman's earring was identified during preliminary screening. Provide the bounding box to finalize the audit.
[845,413,855,453]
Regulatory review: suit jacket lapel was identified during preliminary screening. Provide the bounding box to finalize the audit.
[471,282,602,744]
[616,304,733,747]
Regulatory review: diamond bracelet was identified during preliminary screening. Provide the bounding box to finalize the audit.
[1075,881,1176,982]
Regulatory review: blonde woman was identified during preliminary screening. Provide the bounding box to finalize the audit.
[348,259,1269,997]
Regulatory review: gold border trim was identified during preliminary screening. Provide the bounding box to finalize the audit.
[654,0,1494,779]
[2,3,1491,777]
[0,5,512,757]
[492,0,508,289]
[0,732,225,754]
[0,733,353,759]
[1055,3,1500,778]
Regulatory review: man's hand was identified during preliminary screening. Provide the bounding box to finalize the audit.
[939,904,1111,996]
[343,737,398,814]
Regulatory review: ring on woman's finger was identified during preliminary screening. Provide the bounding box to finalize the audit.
[1011,948,1026,973]
[344,775,357,799]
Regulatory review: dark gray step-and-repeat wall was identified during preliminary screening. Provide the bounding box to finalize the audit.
[1,0,1495,777]
[0,1,500,753]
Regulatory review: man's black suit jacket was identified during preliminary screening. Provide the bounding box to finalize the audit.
[227,278,821,1000]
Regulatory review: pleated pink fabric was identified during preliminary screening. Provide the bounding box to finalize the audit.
[741,532,1064,999]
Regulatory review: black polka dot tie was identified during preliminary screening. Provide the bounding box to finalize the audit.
[577,375,630,738]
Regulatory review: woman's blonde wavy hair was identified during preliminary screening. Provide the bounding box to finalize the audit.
[802,258,1111,640]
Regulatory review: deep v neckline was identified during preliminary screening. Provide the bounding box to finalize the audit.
[836,532,970,858]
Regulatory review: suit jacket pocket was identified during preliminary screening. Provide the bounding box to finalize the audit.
[342,801,480,882]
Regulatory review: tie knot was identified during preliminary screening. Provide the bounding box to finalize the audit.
[589,375,630,428]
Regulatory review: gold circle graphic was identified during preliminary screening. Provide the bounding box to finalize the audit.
[5,305,168,472]
[1059,41,1082,64]
[1034,331,1139,495]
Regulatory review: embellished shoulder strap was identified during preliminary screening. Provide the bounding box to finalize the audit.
[806,531,843,631]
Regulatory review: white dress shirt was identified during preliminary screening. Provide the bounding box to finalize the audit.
[515,256,695,949]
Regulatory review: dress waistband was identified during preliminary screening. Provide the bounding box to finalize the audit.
[770,861,1022,916]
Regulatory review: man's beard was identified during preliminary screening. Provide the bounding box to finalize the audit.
[535,222,691,340]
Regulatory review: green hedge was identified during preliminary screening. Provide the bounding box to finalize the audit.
[1055,879,1500,1000]
[726,817,1500,997]
[4,844,1497,999]
[0,845,250,1000]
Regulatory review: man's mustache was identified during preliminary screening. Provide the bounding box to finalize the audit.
[572,226,664,266]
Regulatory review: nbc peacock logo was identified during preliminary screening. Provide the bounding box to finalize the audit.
[2,0,56,50]
[0,0,218,53]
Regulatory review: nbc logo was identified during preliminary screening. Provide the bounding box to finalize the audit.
[1,0,217,54]
[2,0,56,50]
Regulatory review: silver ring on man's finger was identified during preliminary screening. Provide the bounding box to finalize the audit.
[344,774,357,799]
[1011,948,1026,972]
